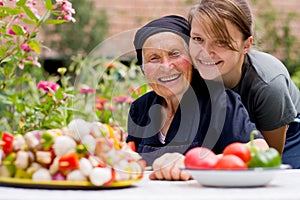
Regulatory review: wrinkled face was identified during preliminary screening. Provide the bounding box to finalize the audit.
[189,18,252,87]
[142,32,193,99]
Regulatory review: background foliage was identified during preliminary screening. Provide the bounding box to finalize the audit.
[43,0,109,58]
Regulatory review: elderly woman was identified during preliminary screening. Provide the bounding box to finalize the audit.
[126,15,268,180]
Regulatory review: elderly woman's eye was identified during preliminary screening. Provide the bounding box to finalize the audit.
[170,50,181,57]
[149,55,160,62]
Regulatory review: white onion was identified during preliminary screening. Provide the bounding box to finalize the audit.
[32,168,51,181]
[79,157,93,176]
[89,167,112,186]
[53,136,76,157]
[67,170,87,182]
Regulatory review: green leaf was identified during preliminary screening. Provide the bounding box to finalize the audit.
[11,24,25,36]
[22,5,38,21]
[1,57,12,64]
[0,7,22,16]
[28,40,40,54]
[21,18,38,25]
[45,19,68,24]
[16,0,27,6]
[45,0,53,11]
[15,102,25,113]
[39,11,51,24]
[55,88,64,101]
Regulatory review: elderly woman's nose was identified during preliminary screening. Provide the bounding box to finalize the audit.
[160,56,175,69]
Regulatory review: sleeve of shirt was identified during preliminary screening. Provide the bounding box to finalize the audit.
[253,75,297,130]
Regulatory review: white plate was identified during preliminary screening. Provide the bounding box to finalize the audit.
[182,165,290,187]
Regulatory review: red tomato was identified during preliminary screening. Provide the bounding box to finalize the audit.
[223,142,251,163]
[184,147,219,169]
[1,132,14,155]
[214,155,247,170]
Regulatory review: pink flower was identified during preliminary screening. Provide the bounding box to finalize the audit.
[18,62,24,70]
[126,97,135,104]
[80,87,95,94]
[96,97,109,104]
[32,57,41,68]
[17,14,24,18]
[96,104,104,110]
[25,56,40,67]
[8,29,16,35]
[9,26,26,36]
[108,105,116,111]
[112,95,128,103]
[21,44,33,51]
[0,0,3,6]
[26,0,40,18]
[62,1,75,14]
[37,81,59,93]
[55,0,76,23]
[64,14,76,23]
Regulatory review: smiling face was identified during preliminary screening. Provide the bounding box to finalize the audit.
[142,32,193,100]
[189,18,252,88]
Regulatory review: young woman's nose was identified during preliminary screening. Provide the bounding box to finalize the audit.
[202,41,215,56]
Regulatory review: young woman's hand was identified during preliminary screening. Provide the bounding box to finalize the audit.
[149,152,192,181]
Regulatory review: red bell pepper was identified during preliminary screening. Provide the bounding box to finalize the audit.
[58,153,79,175]
[127,141,136,152]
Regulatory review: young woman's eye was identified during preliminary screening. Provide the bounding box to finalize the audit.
[215,40,227,47]
[192,37,203,42]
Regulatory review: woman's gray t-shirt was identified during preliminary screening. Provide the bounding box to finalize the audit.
[232,50,300,131]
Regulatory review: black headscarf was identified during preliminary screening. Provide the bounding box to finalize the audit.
[133,15,190,67]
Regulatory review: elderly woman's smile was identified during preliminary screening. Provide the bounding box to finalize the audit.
[158,73,181,83]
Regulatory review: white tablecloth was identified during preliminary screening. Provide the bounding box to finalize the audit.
[1,170,300,200]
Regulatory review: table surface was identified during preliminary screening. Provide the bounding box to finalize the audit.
[1,169,300,200]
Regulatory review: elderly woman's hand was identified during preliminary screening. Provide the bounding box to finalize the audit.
[149,152,192,181]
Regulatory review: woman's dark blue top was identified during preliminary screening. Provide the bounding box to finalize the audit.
[126,69,262,165]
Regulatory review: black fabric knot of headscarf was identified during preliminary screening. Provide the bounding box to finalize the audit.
[133,15,190,67]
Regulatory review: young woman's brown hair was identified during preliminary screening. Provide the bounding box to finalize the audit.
[188,0,253,51]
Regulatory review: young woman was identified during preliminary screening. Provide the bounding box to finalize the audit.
[127,15,268,180]
[188,0,300,168]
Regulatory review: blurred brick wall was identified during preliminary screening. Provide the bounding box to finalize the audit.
[91,0,300,60]
[95,0,190,36]
[31,0,299,59]
[95,0,300,38]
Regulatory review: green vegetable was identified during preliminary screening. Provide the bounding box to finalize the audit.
[247,130,281,168]
[246,130,261,157]
[247,148,281,168]
[76,144,88,155]
[41,131,54,151]
[3,152,17,176]
[14,168,31,179]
